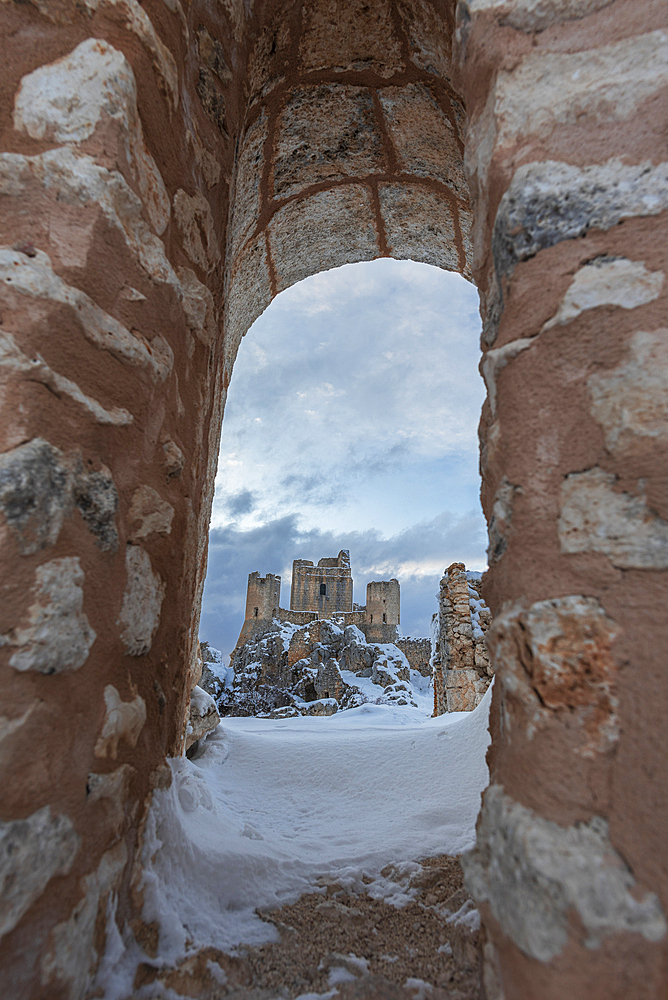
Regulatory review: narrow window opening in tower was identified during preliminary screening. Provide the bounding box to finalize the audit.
[383,613,387,623]
[201,259,486,664]
[254,607,258,617]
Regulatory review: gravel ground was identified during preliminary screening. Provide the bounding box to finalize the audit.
[131,856,481,1000]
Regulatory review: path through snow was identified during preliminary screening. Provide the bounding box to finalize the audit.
[101,687,491,996]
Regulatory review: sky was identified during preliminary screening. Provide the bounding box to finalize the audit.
[199,258,488,658]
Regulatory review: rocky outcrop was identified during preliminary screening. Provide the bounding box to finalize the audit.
[218,620,423,717]
[185,685,220,753]
[432,564,493,715]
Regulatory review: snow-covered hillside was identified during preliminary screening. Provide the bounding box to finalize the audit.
[98,688,492,996]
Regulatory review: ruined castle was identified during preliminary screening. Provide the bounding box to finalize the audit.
[236,549,432,674]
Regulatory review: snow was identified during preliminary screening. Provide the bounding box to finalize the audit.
[189,685,216,718]
[99,685,492,997]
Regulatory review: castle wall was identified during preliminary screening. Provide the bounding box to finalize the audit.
[290,552,353,617]
[395,638,431,677]
[365,579,400,627]
[432,563,492,715]
[245,572,281,621]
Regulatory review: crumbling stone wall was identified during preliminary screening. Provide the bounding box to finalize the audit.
[432,562,492,714]
[0,0,666,997]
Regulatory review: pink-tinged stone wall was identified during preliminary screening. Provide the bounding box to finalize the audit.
[0,0,666,996]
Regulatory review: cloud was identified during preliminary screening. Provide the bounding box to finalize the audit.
[201,259,488,658]
[224,489,257,517]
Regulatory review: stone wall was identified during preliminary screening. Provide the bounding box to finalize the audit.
[290,551,354,617]
[395,637,432,677]
[366,578,400,626]
[432,563,492,714]
[0,0,666,996]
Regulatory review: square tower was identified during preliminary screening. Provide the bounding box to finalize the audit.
[290,550,353,618]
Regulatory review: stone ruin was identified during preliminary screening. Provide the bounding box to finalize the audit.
[209,553,492,719]
[432,562,493,714]
[1,1,667,997]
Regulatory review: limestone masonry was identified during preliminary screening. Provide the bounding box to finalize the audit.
[1,0,666,996]
[238,549,402,646]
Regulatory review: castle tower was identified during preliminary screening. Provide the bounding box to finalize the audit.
[365,579,400,627]
[290,550,353,618]
[244,572,281,622]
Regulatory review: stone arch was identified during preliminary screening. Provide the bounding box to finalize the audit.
[1,0,667,997]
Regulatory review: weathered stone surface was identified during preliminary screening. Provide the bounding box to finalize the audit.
[0,331,133,427]
[73,465,119,552]
[14,38,170,233]
[128,485,174,540]
[0,438,71,554]
[432,563,492,715]
[173,189,221,271]
[486,476,521,564]
[0,439,119,554]
[223,233,273,362]
[228,112,267,261]
[0,247,173,380]
[118,544,165,655]
[487,595,619,754]
[0,806,79,939]
[273,85,385,199]
[559,468,668,569]
[396,0,451,78]
[300,0,403,77]
[269,186,378,292]
[196,27,231,135]
[40,840,127,996]
[464,785,667,962]
[6,557,96,674]
[176,267,217,346]
[543,258,664,329]
[379,184,460,271]
[0,148,178,287]
[471,30,668,196]
[380,84,466,197]
[86,764,135,837]
[588,329,668,456]
[94,684,147,758]
[80,0,179,109]
[467,0,614,32]
[185,685,221,751]
[493,159,668,281]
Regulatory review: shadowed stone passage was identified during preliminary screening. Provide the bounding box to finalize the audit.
[0,0,667,997]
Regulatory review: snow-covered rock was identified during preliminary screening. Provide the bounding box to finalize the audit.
[185,684,220,752]
[207,618,428,718]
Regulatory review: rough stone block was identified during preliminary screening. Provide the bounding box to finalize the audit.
[228,112,268,262]
[0,806,79,939]
[119,544,165,656]
[173,189,221,272]
[463,785,667,962]
[380,84,466,198]
[487,595,620,755]
[7,557,96,674]
[300,0,403,78]
[396,0,451,78]
[588,328,668,457]
[94,684,147,759]
[559,467,668,569]
[379,183,460,271]
[273,85,386,200]
[223,233,273,364]
[268,185,379,292]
